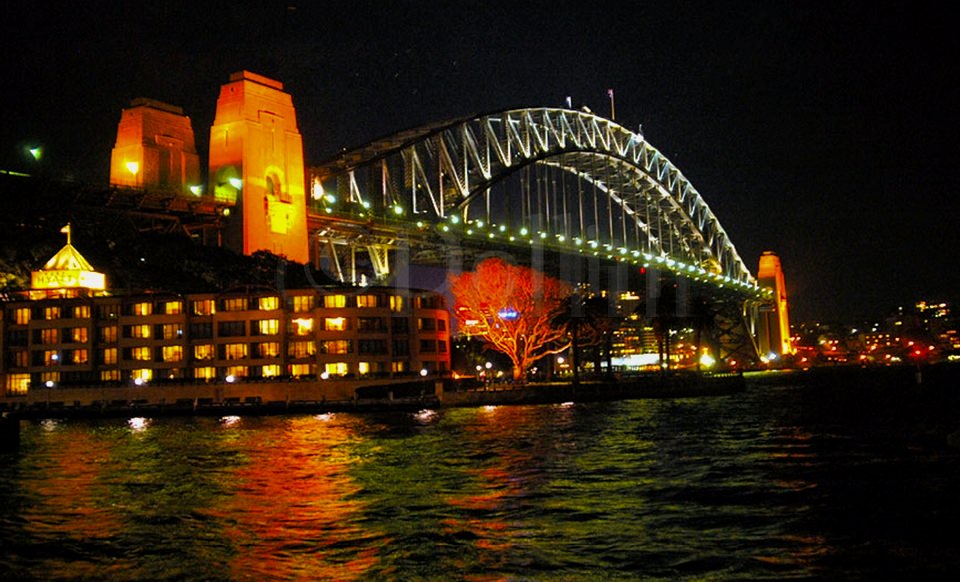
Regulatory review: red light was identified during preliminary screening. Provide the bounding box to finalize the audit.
[639,267,646,274]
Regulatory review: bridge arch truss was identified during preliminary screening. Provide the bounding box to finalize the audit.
[310,107,757,289]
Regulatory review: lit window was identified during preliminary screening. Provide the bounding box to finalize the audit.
[258,296,279,311]
[324,317,347,331]
[45,307,61,320]
[194,367,216,381]
[257,319,280,335]
[73,305,91,319]
[288,341,316,358]
[44,350,60,365]
[6,374,30,394]
[292,295,314,313]
[162,345,183,362]
[41,328,59,344]
[358,362,371,375]
[225,365,248,378]
[389,295,404,313]
[289,363,314,377]
[322,340,352,355]
[100,326,118,342]
[14,308,30,325]
[192,299,215,316]
[262,364,281,378]
[324,362,349,376]
[356,294,378,308]
[132,346,152,361]
[291,318,314,335]
[132,302,152,316]
[130,324,151,339]
[102,348,117,365]
[40,372,60,384]
[324,295,346,308]
[257,342,280,358]
[224,343,248,360]
[223,298,248,312]
[160,324,182,340]
[132,369,153,382]
[164,301,183,315]
[391,361,407,373]
[13,350,28,368]
[193,345,214,361]
[100,370,120,382]
[70,327,88,343]
[71,349,89,364]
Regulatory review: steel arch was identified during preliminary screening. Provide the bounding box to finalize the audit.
[310,107,755,286]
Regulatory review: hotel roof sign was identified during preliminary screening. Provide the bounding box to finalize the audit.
[30,224,106,292]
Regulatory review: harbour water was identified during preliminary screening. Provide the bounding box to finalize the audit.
[2,373,960,580]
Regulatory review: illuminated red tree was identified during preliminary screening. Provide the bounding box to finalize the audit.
[449,257,572,381]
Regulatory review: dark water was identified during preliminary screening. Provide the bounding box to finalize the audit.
[3,377,960,580]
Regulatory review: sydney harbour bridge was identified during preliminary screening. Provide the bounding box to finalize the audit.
[305,107,773,364]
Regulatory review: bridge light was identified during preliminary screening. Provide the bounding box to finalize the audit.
[362,201,371,209]
[441,225,449,232]
[416,221,424,228]
[393,205,404,215]
[574,238,583,246]
[450,215,460,224]
[520,227,529,236]
[476,220,484,228]
[557,234,565,242]
[488,232,495,239]
[466,229,474,235]
[499,225,506,232]
[509,236,516,241]
[324,194,337,204]
[539,232,547,239]
[589,240,598,248]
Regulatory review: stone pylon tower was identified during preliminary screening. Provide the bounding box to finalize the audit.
[109,98,201,194]
[757,251,793,358]
[208,71,309,264]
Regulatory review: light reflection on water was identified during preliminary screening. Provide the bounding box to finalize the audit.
[2,382,960,580]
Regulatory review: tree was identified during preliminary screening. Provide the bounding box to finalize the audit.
[449,258,572,381]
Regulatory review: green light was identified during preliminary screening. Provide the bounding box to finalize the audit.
[28,147,42,161]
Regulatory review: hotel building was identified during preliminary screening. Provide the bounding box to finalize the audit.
[1,231,450,396]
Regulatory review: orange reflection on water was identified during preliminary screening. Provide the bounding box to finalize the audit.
[441,406,551,569]
[21,420,125,576]
[203,415,380,580]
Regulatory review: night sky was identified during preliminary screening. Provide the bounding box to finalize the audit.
[2,1,958,322]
